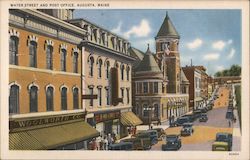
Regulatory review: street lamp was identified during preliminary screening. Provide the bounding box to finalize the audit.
[144,105,155,129]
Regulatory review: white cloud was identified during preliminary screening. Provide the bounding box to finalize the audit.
[132,38,155,51]
[227,39,233,44]
[203,53,220,61]
[212,40,226,50]
[111,21,122,34]
[227,48,235,59]
[124,19,151,38]
[216,65,225,71]
[186,38,203,50]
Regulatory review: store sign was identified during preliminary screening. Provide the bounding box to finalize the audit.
[9,112,85,132]
[95,111,120,123]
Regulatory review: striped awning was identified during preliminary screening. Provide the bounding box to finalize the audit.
[121,111,143,127]
[9,121,99,150]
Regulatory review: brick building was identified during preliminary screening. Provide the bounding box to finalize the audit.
[9,9,100,150]
[132,12,189,124]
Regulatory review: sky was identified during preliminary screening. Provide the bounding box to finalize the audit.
[74,9,241,76]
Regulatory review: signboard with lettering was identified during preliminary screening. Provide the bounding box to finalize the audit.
[9,112,85,133]
[95,111,120,123]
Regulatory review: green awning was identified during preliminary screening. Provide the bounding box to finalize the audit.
[121,111,143,127]
[194,97,203,102]
[9,121,99,150]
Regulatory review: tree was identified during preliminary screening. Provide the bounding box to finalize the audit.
[214,64,241,77]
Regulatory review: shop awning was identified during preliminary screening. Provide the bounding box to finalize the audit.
[194,97,203,102]
[9,121,99,150]
[121,111,143,127]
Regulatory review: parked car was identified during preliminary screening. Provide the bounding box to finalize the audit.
[162,134,182,151]
[121,137,151,150]
[212,132,233,151]
[180,123,194,136]
[108,142,133,150]
[193,110,202,119]
[133,130,158,145]
[181,113,196,122]
[199,113,208,122]
[173,117,191,126]
[226,110,234,120]
[200,108,208,113]
[151,128,166,140]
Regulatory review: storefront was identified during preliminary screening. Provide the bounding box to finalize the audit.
[120,111,143,138]
[93,110,120,138]
[9,112,99,150]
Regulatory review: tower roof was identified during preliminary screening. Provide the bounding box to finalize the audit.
[156,12,180,38]
[135,44,161,73]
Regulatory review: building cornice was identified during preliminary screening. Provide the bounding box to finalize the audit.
[82,41,136,63]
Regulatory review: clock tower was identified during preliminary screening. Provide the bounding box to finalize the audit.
[155,12,181,94]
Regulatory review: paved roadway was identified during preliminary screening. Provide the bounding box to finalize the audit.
[151,86,241,151]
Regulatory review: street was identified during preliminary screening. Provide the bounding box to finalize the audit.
[150,86,241,151]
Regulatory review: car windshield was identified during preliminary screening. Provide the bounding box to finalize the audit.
[166,136,177,141]
[183,124,192,128]
[178,118,188,122]
[217,135,227,141]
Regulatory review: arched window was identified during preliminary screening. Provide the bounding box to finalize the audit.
[126,66,130,81]
[9,85,19,114]
[105,61,110,79]
[98,59,102,78]
[154,104,159,118]
[30,86,38,112]
[89,56,94,76]
[29,41,37,67]
[61,87,67,110]
[46,45,53,70]
[89,87,94,106]
[61,49,67,71]
[46,86,54,111]
[121,64,124,80]
[73,52,78,73]
[9,36,18,65]
[73,87,79,109]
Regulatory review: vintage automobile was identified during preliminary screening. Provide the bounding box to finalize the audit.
[162,134,182,151]
[133,130,158,145]
[199,113,208,122]
[181,113,196,122]
[108,142,133,150]
[121,137,151,150]
[212,142,229,151]
[180,123,194,136]
[212,132,233,151]
[193,110,202,119]
[151,128,166,140]
[173,117,191,126]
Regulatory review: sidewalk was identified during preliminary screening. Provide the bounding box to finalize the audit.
[232,84,241,151]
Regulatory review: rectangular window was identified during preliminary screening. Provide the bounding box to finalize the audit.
[154,82,158,93]
[61,49,66,71]
[143,82,148,93]
[106,88,110,105]
[89,88,93,106]
[98,88,102,106]
[29,41,37,68]
[46,45,53,70]
[73,52,78,73]
[126,88,130,104]
[121,88,124,104]
[9,36,18,65]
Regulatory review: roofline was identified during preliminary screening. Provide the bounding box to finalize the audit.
[68,18,129,42]
[17,9,87,35]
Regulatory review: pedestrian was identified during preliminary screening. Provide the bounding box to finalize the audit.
[228,120,231,127]
[169,116,172,126]
[107,133,113,146]
[99,136,103,150]
[91,138,97,150]
[103,136,108,150]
